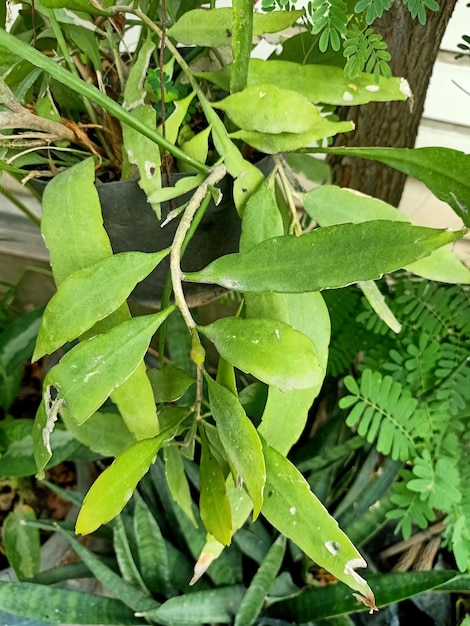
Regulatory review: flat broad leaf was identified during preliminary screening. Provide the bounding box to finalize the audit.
[148,364,195,403]
[206,376,265,519]
[76,424,179,534]
[310,146,470,227]
[168,8,303,47]
[198,317,320,392]
[199,427,232,545]
[3,505,40,580]
[185,222,463,293]
[214,85,321,134]
[42,308,174,427]
[304,185,470,284]
[261,438,377,612]
[230,118,354,154]
[200,58,410,105]
[34,251,169,360]
[147,173,205,204]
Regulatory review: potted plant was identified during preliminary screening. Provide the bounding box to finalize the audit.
[1,0,469,618]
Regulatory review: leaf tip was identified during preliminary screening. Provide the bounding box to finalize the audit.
[345,557,377,613]
[190,551,215,586]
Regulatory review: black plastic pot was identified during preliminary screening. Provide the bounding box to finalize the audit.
[32,175,241,308]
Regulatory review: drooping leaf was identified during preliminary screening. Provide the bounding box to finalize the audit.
[185,222,462,293]
[75,422,180,535]
[199,317,320,392]
[3,505,40,581]
[260,438,377,612]
[199,426,232,545]
[34,251,169,360]
[309,146,470,227]
[206,376,265,519]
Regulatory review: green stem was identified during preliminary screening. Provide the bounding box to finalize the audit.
[230,0,254,93]
[0,184,41,226]
[0,30,210,175]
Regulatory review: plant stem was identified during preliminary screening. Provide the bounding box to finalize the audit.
[230,0,254,93]
[275,155,302,235]
[169,164,226,332]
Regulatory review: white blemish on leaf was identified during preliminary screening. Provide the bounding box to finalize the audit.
[342,91,354,102]
[259,91,266,98]
[145,161,157,179]
[325,540,341,555]
[43,385,67,455]
[274,329,280,339]
[400,77,412,99]
[365,84,380,92]
[84,370,99,383]
[347,83,358,92]
[64,9,97,30]
[289,506,297,515]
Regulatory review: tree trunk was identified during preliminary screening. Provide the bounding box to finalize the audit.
[328,0,458,206]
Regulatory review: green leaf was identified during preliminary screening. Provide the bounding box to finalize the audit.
[147,172,205,204]
[201,58,410,105]
[42,308,174,427]
[40,158,160,441]
[215,85,321,134]
[264,570,458,620]
[75,423,180,534]
[168,8,302,46]
[0,581,139,624]
[143,585,246,623]
[164,443,198,526]
[199,317,320,392]
[113,515,149,593]
[310,147,470,227]
[206,376,266,519]
[3,505,40,580]
[199,426,232,545]
[149,366,194,404]
[230,118,354,153]
[234,535,286,626]
[304,185,470,284]
[34,251,169,360]
[185,222,463,293]
[260,438,377,611]
[407,450,462,510]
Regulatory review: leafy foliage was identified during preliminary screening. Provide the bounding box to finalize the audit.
[306,0,348,51]
[343,24,392,80]
[335,275,470,570]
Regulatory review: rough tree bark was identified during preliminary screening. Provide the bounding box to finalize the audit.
[328,0,458,206]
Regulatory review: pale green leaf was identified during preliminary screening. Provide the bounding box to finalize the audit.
[309,146,470,227]
[76,424,179,534]
[215,85,321,134]
[147,173,205,204]
[304,185,470,284]
[3,505,40,581]
[185,222,462,292]
[198,317,320,392]
[261,438,377,611]
[179,126,212,173]
[230,118,354,153]
[199,427,232,545]
[206,376,265,519]
[34,251,169,360]
[42,308,174,426]
[159,91,196,145]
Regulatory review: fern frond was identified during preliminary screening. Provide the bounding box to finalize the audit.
[339,369,422,461]
[401,0,439,26]
[434,335,470,416]
[386,470,435,539]
[307,0,348,51]
[402,334,440,394]
[407,449,461,511]
[354,0,392,24]
[343,24,392,81]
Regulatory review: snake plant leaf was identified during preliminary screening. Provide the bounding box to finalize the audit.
[0,581,139,624]
[214,85,321,134]
[3,505,40,581]
[168,8,303,46]
[260,438,377,612]
[76,423,180,534]
[164,444,198,527]
[234,535,286,626]
[199,317,320,392]
[43,308,174,427]
[142,585,246,624]
[40,158,160,441]
[199,58,410,105]
[230,118,354,153]
[310,146,470,227]
[199,427,232,545]
[206,376,265,519]
[185,222,463,293]
[34,251,170,360]
[113,515,149,594]
[304,185,470,284]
